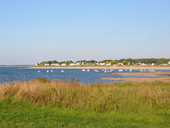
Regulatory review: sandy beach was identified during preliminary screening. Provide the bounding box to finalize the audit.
[101,77,170,82]
[28,66,170,70]
[112,71,170,77]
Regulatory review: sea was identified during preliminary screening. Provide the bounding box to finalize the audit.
[0,67,170,84]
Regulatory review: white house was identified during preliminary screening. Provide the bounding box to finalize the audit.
[51,63,59,66]
[106,63,111,66]
[140,63,146,66]
[168,61,170,65]
[99,63,105,66]
[151,63,155,66]
[61,63,66,66]
[76,62,81,65]
[117,63,123,66]
[69,63,76,66]
[33,63,38,66]
[44,63,50,66]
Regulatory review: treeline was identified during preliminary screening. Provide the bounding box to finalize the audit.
[34,58,170,66]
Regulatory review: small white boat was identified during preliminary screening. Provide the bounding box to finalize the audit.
[87,69,90,72]
[46,70,49,73]
[82,69,85,71]
[61,70,64,72]
[94,69,98,72]
[38,70,40,72]
[149,69,155,71]
[51,70,53,72]
[118,69,123,72]
[110,69,113,72]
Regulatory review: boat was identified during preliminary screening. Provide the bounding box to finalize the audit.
[87,69,90,72]
[61,70,64,72]
[149,69,155,71]
[82,69,85,71]
[94,69,98,72]
[51,70,53,72]
[38,70,40,72]
[118,69,123,72]
[46,70,49,73]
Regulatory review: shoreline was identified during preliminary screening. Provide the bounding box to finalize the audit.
[28,66,170,70]
[101,77,170,82]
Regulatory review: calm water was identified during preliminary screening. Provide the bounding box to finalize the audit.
[0,67,170,84]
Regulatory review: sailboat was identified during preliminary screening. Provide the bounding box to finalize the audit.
[104,66,107,73]
[118,69,123,72]
[94,69,98,72]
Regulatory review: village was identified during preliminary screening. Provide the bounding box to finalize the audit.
[33,58,170,67]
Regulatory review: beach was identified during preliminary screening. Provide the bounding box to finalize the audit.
[101,71,170,82]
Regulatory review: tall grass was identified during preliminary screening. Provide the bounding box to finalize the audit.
[0,78,170,113]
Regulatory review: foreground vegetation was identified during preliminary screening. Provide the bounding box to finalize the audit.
[0,79,170,127]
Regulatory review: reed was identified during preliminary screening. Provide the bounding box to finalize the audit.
[0,78,170,113]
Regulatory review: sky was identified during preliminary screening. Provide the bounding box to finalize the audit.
[0,0,170,65]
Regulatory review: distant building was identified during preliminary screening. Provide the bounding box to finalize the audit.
[61,63,66,66]
[106,63,111,66]
[69,63,76,66]
[140,63,146,66]
[44,63,50,66]
[51,63,59,66]
[76,62,81,65]
[99,63,105,66]
[151,63,155,66]
[117,63,123,66]
[33,63,38,66]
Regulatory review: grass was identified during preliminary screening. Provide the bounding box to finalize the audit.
[0,78,170,127]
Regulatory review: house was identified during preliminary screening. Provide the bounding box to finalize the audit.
[140,63,146,66]
[168,61,170,65]
[106,63,111,66]
[117,63,123,66]
[69,63,76,66]
[61,63,66,66]
[151,63,155,66]
[76,62,81,65]
[33,63,38,66]
[44,63,50,66]
[51,63,59,66]
[99,63,105,66]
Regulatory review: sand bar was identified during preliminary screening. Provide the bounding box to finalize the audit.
[113,71,170,77]
[102,71,170,82]
[101,77,170,82]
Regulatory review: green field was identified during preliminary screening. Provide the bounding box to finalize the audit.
[0,79,170,127]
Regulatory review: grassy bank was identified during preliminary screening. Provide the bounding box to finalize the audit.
[0,79,170,127]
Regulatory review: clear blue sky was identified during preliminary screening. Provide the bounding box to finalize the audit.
[0,0,170,65]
